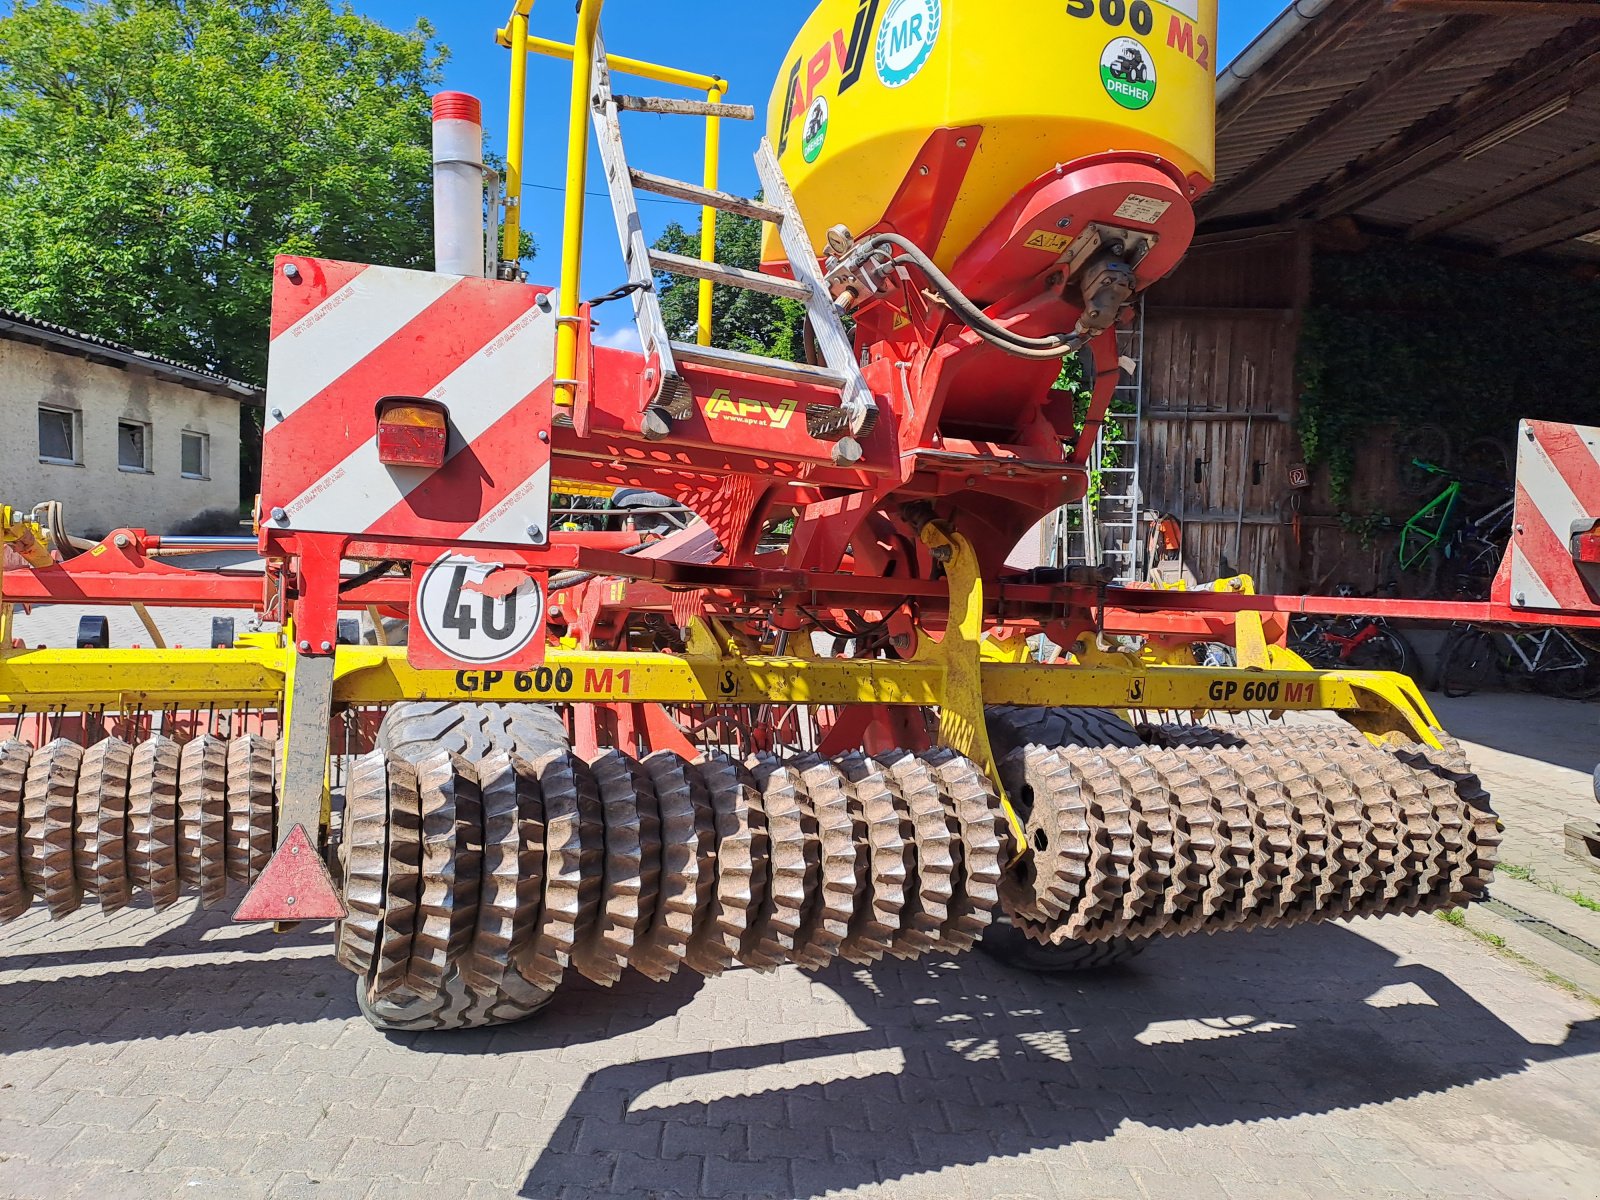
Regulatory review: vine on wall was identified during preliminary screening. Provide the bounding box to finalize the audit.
[1296,245,1600,505]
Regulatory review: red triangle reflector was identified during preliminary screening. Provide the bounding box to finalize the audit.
[232,824,348,922]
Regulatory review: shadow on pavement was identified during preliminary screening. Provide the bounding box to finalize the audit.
[1431,692,1598,775]
[519,922,1600,1199]
[0,904,705,1051]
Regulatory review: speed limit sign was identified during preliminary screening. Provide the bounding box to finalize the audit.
[408,552,547,671]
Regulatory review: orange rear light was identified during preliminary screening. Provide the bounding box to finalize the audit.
[376,398,449,468]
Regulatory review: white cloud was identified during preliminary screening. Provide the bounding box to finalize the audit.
[592,323,642,353]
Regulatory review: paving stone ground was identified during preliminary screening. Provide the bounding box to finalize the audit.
[3,696,1600,1200]
[1430,693,1599,899]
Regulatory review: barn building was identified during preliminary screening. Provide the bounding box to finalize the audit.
[1130,0,1600,595]
[0,310,261,538]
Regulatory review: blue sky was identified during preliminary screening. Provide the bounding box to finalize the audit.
[350,0,1288,341]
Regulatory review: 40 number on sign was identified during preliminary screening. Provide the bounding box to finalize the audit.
[409,552,547,671]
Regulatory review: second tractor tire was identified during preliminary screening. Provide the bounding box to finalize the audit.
[360,700,570,1033]
[375,700,569,765]
[979,915,1147,974]
[984,706,1142,757]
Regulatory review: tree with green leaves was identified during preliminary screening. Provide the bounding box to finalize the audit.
[653,209,805,358]
[0,0,465,385]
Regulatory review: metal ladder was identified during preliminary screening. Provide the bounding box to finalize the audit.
[1052,298,1146,583]
[588,33,875,461]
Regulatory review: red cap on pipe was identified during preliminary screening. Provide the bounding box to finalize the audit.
[432,92,482,124]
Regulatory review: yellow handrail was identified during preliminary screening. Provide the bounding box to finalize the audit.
[698,79,726,348]
[496,0,733,401]
[499,6,531,267]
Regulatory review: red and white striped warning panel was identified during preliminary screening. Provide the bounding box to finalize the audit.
[260,256,554,546]
[1508,420,1600,613]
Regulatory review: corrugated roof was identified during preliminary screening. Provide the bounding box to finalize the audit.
[0,309,263,402]
[1202,1,1600,263]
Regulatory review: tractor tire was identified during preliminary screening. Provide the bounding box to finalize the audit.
[358,702,570,1033]
[979,915,1147,974]
[376,701,569,766]
[357,967,555,1034]
[985,706,1142,757]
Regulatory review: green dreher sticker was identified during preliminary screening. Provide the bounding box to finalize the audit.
[1101,37,1157,111]
[802,96,829,163]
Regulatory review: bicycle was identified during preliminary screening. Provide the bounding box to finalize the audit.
[1289,610,1418,676]
[1395,458,1511,597]
[1435,624,1600,700]
[1434,496,1514,601]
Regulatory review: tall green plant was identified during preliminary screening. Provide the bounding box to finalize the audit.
[0,0,453,384]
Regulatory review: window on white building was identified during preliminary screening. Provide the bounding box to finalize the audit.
[38,406,80,465]
[181,430,210,480]
[118,420,151,472]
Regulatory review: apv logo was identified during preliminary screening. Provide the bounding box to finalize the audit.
[876,0,941,89]
[703,389,799,430]
[778,0,880,156]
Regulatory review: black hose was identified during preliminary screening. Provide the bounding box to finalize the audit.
[864,232,1086,359]
[547,537,663,596]
[339,559,399,594]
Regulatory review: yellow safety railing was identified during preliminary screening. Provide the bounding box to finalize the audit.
[497,0,733,408]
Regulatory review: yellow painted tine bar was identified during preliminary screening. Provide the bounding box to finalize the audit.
[0,646,1441,745]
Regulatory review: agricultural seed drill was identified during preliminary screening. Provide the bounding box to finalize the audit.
[0,0,1501,1031]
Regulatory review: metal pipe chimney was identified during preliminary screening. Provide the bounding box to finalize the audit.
[432,92,487,278]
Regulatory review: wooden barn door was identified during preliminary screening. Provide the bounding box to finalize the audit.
[1140,308,1303,590]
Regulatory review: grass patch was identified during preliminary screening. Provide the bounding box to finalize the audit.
[1438,903,1600,1008]
[1436,907,1504,947]
[1495,863,1600,915]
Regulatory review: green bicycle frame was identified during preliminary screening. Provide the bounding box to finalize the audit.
[1400,479,1461,570]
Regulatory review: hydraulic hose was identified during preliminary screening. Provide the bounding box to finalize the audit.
[862,232,1086,359]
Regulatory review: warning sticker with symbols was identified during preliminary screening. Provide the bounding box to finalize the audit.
[1025,229,1073,254]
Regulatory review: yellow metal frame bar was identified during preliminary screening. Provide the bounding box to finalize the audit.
[0,645,1445,748]
[496,0,732,399]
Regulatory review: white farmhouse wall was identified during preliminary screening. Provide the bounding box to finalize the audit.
[0,338,243,537]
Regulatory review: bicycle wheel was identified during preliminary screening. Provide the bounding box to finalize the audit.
[1460,437,1513,509]
[1546,665,1600,701]
[1437,628,1496,698]
[1396,426,1454,497]
[1288,617,1336,668]
[1347,629,1417,676]
[1540,634,1600,700]
[1437,537,1499,601]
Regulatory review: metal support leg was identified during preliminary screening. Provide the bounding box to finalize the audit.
[278,647,336,848]
[231,641,344,924]
[915,526,1027,849]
